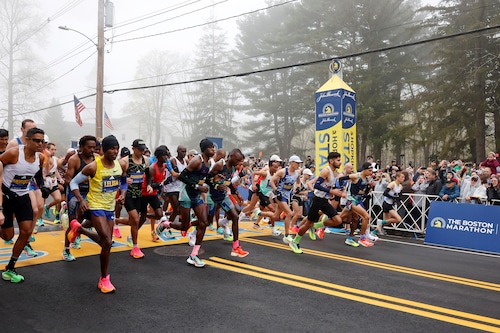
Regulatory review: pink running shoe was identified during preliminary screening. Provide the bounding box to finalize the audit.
[67,220,81,243]
[358,237,374,247]
[98,274,116,293]
[113,227,122,238]
[130,247,145,259]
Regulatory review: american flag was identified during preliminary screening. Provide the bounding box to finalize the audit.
[104,111,114,130]
[73,95,85,127]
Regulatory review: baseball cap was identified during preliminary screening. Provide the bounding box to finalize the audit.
[289,155,303,163]
[270,154,282,162]
[120,147,130,157]
[303,168,313,176]
[132,139,147,150]
[361,162,373,170]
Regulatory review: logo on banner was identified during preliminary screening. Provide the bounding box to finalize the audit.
[430,217,446,228]
[318,103,339,126]
[343,103,355,124]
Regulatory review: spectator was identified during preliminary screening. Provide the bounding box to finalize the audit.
[438,160,452,184]
[412,174,429,208]
[426,169,442,196]
[462,174,486,203]
[372,170,390,220]
[439,180,460,202]
[487,176,500,205]
[480,152,499,175]
[304,155,315,169]
[367,155,378,171]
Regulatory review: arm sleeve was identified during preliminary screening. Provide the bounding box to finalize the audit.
[383,187,395,199]
[313,177,330,193]
[165,159,173,172]
[178,168,197,187]
[70,172,88,191]
[120,176,128,191]
[34,168,44,187]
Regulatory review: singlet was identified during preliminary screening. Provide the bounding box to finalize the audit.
[259,170,274,197]
[77,154,93,193]
[3,146,40,196]
[276,167,299,199]
[127,155,147,198]
[165,157,187,193]
[313,166,339,199]
[181,155,209,199]
[141,162,165,196]
[87,156,122,211]
[348,173,371,198]
[383,182,402,205]
[209,164,237,202]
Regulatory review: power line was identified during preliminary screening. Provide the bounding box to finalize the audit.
[111,0,298,44]
[11,23,499,118]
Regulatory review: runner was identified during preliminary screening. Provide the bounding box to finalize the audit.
[68,135,127,293]
[206,148,249,257]
[1,127,46,282]
[155,139,214,267]
[289,152,344,254]
[115,139,151,259]
[374,171,404,236]
[42,143,64,222]
[270,155,302,244]
[62,135,96,261]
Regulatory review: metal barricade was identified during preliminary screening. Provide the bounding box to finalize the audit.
[367,191,442,236]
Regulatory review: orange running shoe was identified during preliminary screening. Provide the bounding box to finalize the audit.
[231,246,249,258]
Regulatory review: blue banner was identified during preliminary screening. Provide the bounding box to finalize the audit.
[206,136,223,150]
[425,201,500,254]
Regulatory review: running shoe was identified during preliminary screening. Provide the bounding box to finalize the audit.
[207,224,216,232]
[376,219,387,235]
[188,230,196,246]
[151,230,159,242]
[345,238,360,247]
[231,246,249,258]
[358,237,374,247]
[289,241,303,254]
[67,219,81,243]
[253,223,262,230]
[180,230,187,237]
[319,214,328,224]
[272,226,282,236]
[113,227,122,238]
[291,225,300,234]
[187,255,206,268]
[3,239,13,245]
[51,205,57,216]
[216,227,224,235]
[53,218,61,224]
[37,218,44,227]
[44,204,51,218]
[315,228,325,240]
[97,274,116,293]
[250,208,261,220]
[126,236,133,248]
[308,227,317,241]
[23,244,38,257]
[130,247,145,259]
[29,234,36,242]
[2,269,25,283]
[62,250,76,262]
[366,230,379,242]
[223,233,234,242]
[71,235,81,249]
[282,235,293,244]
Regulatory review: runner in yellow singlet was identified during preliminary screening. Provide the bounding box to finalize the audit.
[68,135,127,293]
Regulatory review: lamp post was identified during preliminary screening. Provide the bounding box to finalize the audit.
[58,0,105,138]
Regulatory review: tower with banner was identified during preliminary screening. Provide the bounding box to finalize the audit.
[315,60,357,173]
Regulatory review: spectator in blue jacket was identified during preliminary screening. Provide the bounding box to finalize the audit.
[439,179,460,201]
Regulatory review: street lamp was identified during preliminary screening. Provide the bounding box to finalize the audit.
[58,0,105,138]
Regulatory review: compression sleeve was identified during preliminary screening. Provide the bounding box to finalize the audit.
[34,168,44,187]
[313,177,330,193]
[178,168,197,187]
[70,172,88,191]
[383,187,395,199]
[166,159,173,172]
[120,176,128,191]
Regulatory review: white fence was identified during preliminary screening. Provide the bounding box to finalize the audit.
[366,191,500,236]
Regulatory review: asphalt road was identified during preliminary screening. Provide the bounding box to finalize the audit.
[1,225,499,333]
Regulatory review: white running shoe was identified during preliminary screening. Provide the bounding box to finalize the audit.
[366,230,379,242]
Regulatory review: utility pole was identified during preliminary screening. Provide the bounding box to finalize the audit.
[96,0,105,139]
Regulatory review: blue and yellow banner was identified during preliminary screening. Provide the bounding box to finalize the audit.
[315,61,356,173]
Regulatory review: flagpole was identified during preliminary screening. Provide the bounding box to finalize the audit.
[96,0,105,139]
